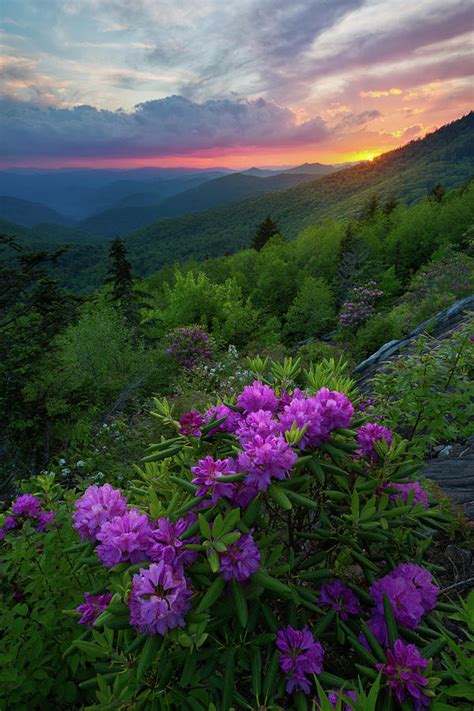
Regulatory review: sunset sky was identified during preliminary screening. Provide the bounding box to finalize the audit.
[0,0,473,169]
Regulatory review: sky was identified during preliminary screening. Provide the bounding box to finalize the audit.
[0,0,473,169]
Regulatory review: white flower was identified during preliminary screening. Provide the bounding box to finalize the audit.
[102,423,109,429]
[76,460,86,468]
[59,458,66,465]
[61,468,70,476]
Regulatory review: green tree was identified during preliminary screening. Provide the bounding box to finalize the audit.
[284,276,335,342]
[251,215,280,251]
[429,182,446,204]
[359,194,380,222]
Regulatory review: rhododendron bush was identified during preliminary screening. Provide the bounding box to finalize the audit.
[1,360,471,710]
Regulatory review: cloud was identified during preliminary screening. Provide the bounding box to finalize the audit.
[0,95,334,160]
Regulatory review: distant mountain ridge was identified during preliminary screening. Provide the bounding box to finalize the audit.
[120,112,474,276]
[0,196,74,228]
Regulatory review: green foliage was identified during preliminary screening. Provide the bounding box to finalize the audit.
[371,319,474,451]
[353,312,404,362]
[284,276,336,342]
[0,477,106,709]
[151,270,280,348]
[251,214,280,251]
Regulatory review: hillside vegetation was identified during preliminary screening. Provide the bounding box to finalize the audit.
[125,112,474,276]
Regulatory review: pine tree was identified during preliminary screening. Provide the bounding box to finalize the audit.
[336,223,369,304]
[251,215,280,251]
[429,182,446,204]
[105,238,134,304]
[359,194,380,222]
[383,195,398,215]
[105,238,149,331]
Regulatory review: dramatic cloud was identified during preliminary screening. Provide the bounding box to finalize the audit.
[0,95,335,160]
[0,0,472,166]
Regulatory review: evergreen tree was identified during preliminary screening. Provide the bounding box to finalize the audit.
[105,238,134,304]
[336,223,369,303]
[359,194,380,222]
[251,215,279,251]
[429,182,446,203]
[383,195,398,215]
[104,238,146,329]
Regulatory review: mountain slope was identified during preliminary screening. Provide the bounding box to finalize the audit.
[77,171,318,236]
[123,112,474,275]
[0,196,74,228]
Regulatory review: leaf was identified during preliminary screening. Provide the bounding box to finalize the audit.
[232,580,248,628]
[136,636,162,680]
[383,594,399,647]
[196,576,225,613]
[267,483,292,510]
[198,514,212,540]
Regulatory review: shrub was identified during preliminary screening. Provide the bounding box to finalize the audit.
[371,318,474,452]
[284,276,336,342]
[352,312,404,362]
[2,361,468,708]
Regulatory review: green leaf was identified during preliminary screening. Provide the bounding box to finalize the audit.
[196,576,225,613]
[137,636,162,680]
[252,571,294,599]
[198,514,212,539]
[267,483,292,510]
[222,650,235,710]
[232,579,248,628]
[383,594,399,647]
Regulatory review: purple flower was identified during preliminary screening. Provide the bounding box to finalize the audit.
[370,564,438,630]
[205,403,243,434]
[149,517,198,569]
[96,509,153,568]
[389,481,429,509]
[191,455,236,502]
[317,579,361,621]
[237,434,297,492]
[218,532,260,583]
[128,561,192,635]
[376,640,430,709]
[72,484,128,541]
[228,480,259,509]
[355,423,392,463]
[279,388,354,450]
[326,689,359,710]
[236,381,279,414]
[276,626,325,694]
[4,515,18,530]
[36,510,56,532]
[12,494,42,519]
[179,410,205,437]
[77,592,113,626]
[236,409,280,444]
[360,613,389,648]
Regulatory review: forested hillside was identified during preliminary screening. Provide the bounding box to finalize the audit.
[126,113,474,276]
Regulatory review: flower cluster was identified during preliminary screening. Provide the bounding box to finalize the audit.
[77,592,113,627]
[128,561,193,636]
[236,380,279,414]
[355,422,392,463]
[166,325,213,369]
[148,517,198,570]
[218,532,260,583]
[279,387,354,449]
[339,281,384,330]
[205,403,243,434]
[179,410,206,437]
[237,434,297,492]
[276,625,325,694]
[72,483,128,541]
[0,494,56,540]
[376,640,430,709]
[389,481,429,509]
[191,456,236,502]
[317,579,361,620]
[96,509,153,568]
[367,564,438,641]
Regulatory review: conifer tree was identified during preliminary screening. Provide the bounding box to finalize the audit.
[105,238,148,331]
[251,215,280,251]
[429,182,446,203]
[336,222,369,303]
[359,194,380,222]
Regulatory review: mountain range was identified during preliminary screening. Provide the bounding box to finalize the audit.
[2,112,473,291]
